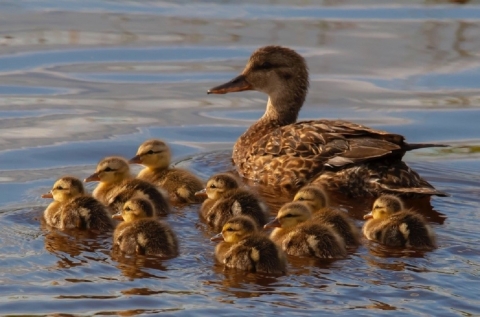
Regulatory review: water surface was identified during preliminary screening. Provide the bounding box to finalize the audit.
[0,1,479,315]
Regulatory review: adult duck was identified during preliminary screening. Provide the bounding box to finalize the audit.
[208,45,447,198]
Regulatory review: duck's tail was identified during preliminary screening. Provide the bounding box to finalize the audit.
[404,143,449,151]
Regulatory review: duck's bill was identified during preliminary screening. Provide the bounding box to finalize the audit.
[207,75,252,94]
[112,212,124,221]
[210,233,224,242]
[128,155,142,164]
[194,188,207,198]
[264,218,281,229]
[363,212,373,220]
[84,172,100,182]
[41,192,53,199]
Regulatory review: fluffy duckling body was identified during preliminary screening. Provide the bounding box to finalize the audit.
[129,139,204,204]
[197,173,268,231]
[112,198,178,256]
[363,195,436,249]
[207,45,446,198]
[265,202,346,259]
[293,186,360,247]
[211,216,286,274]
[85,156,170,216]
[42,176,113,231]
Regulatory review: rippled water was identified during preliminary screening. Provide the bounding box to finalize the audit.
[0,0,479,315]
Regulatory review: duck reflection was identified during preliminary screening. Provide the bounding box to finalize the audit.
[111,251,169,280]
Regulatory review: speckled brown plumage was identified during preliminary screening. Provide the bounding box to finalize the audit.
[208,45,447,198]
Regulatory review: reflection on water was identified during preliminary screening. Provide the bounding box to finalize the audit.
[0,0,479,316]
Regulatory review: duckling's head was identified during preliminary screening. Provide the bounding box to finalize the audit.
[129,139,171,170]
[84,156,131,184]
[264,202,311,229]
[293,185,329,211]
[197,173,239,200]
[208,46,309,118]
[42,176,85,202]
[113,198,154,222]
[211,216,257,243]
[364,195,404,220]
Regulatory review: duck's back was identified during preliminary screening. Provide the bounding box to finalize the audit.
[283,222,347,259]
[61,196,113,231]
[390,211,436,249]
[312,207,360,247]
[224,234,286,274]
[113,219,178,256]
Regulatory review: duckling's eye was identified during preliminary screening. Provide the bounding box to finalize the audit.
[296,197,304,201]
[210,184,216,189]
[55,186,63,190]
[147,150,155,155]
[373,205,379,210]
[104,167,113,172]
[284,213,295,218]
[226,227,235,232]
[124,206,132,212]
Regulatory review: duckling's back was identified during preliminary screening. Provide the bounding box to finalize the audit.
[205,189,268,231]
[312,207,360,247]
[389,211,436,249]
[284,222,347,259]
[224,233,286,274]
[62,196,113,231]
[113,219,179,257]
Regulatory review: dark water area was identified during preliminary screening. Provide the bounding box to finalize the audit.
[0,0,480,315]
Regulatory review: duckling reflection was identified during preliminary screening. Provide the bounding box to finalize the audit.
[129,139,205,204]
[363,195,436,249]
[42,176,113,231]
[197,173,268,231]
[85,156,170,216]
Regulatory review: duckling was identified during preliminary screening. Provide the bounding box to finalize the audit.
[293,186,360,247]
[207,45,447,198]
[265,202,346,259]
[196,173,268,231]
[129,139,204,204]
[85,156,170,216]
[363,195,436,249]
[41,176,113,231]
[211,216,286,274]
[112,198,179,256]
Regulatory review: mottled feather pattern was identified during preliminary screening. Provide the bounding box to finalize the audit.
[312,208,360,247]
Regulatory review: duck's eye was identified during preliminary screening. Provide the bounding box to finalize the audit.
[297,197,304,201]
[104,167,113,172]
[147,150,155,155]
[209,184,216,189]
[259,61,273,69]
[124,206,131,212]
[55,186,63,190]
[226,227,235,232]
[284,213,294,218]
[373,205,379,210]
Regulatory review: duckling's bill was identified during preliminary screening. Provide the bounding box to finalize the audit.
[363,212,373,220]
[194,188,207,198]
[264,218,281,229]
[207,75,252,94]
[128,155,142,164]
[210,233,224,242]
[84,173,100,182]
[41,192,53,199]
[112,212,124,221]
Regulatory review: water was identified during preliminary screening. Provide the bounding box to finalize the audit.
[0,0,479,315]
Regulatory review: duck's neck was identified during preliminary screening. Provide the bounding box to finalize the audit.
[233,89,305,162]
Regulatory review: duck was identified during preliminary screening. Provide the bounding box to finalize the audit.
[195,173,268,231]
[363,195,436,249]
[129,139,205,204]
[264,202,346,259]
[84,156,170,216]
[293,185,360,247]
[112,198,179,256]
[42,176,113,231]
[207,45,447,198]
[211,215,286,274]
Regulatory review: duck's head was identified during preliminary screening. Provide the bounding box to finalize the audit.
[41,176,85,202]
[210,216,257,243]
[195,173,239,200]
[112,198,154,222]
[364,195,404,220]
[208,46,309,120]
[84,156,131,184]
[293,185,329,211]
[264,202,311,229]
[129,139,171,170]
